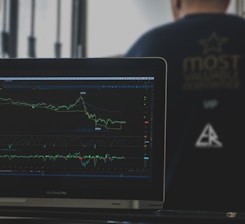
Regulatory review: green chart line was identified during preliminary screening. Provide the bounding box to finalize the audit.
[0,152,125,167]
[0,96,126,130]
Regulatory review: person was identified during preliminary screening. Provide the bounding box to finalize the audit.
[125,0,245,211]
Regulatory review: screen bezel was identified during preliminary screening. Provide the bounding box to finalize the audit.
[0,57,167,208]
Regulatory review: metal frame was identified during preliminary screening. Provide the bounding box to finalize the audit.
[71,0,87,58]
[8,0,19,58]
[236,0,245,18]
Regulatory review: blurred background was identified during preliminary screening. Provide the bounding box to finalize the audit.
[0,0,244,58]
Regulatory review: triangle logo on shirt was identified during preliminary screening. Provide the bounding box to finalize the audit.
[195,123,223,148]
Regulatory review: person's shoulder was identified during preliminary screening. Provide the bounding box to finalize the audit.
[223,13,245,21]
[124,21,179,57]
[220,13,245,25]
[219,14,245,36]
[134,20,183,44]
[124,17,197,57]
[138,13,245,41]
[187,13,245,27]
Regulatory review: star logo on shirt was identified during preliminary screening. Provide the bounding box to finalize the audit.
[199,32,228,54]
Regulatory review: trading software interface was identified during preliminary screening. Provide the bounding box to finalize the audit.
[0,76,155,179]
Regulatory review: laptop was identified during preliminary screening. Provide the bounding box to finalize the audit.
[0,57,167,211]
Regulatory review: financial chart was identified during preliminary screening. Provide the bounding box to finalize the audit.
[0,77,154,179]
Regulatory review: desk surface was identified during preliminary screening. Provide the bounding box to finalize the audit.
[0,209,244,224]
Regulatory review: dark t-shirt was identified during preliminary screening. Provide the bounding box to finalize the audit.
[126,14,245,211]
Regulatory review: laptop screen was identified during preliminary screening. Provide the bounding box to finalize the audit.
[0,58,167,210]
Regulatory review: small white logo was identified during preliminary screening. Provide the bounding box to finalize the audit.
[203,99,218,109]
[195,123,223,148]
